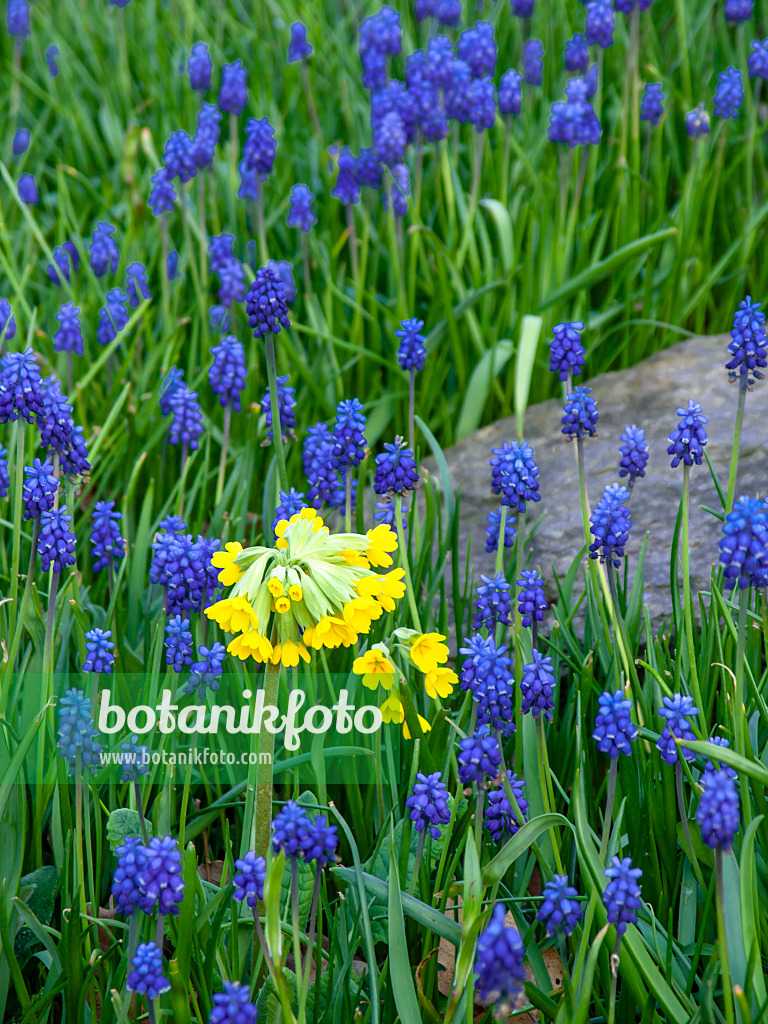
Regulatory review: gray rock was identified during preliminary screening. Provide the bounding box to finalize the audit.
[432,335,767,630]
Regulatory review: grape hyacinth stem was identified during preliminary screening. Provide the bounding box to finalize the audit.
[9,420,25,636]
[256,176,268,266]
[291,859,307,1024]
[408,368,416,457]
[680,465,702,709]
[394,493,422,631]
[160,214,170,325]
[715,849,735,1024]
[302,864,322,982]
[494,505,508,576]
[344,469,352,533]
[734,586,749,760]
[474,787,485,854]
[725,378,747,513]
[5,519,40,679]
[608,936,621,1024]
[346,204,359,280]
[252,648,280,858]
[178,442,190,518]
[134,780,149,844]
[514,511,526,775]
[408,831,427,897]
[301,60,321,137]
[265,334,289,492]
[599,758,618,860]
[215,404,232,505]
[252,908,296,1021]
[675,760,705,891]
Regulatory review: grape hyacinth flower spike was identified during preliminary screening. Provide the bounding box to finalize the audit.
[538,875,583,937]
[474,904,526,1014]
[209,982,258,1024]
[549,321,585,384]
[260,374,296,442]
[725,297,767,509]
[331,396,367,528]
[394,317,426,451]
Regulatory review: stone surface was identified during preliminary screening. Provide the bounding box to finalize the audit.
[433,335,767,630]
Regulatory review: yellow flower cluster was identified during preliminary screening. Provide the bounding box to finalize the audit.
[205,509,405,668]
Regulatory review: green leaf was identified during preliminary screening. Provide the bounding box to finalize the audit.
[455,339,514,441]
[538,228,677,310]
[514,315,543,440]
[483,813,574,886]
[13,866,59,970]
[479,199,515,274]
[571,924,610,1024]
[739,817,767,1009]
[175,842,198,987]
[332,866,462,946]
[387,835,422,1024]
[416,414,455,530]
[679,739,768,787]
[105,808,153,851]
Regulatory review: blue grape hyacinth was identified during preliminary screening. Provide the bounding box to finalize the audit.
[0,298,16,342]
[112,837,148,914]
[302,813,339,866]
[395,318,427,372]
[148,168,176,216]
[718,496,768,590]
[564,33,589,73]
[89,222,119,277]
[459,634,512,695]
[261,374,296,440]
[520,648,556,721]
[484,772,528,842]
[18,172,39,204]
[332,146,360,206]
[490,441,540,513]
[169,385,204,451]
[83,628,115,674]
[406,771,451,839]
[704,735,738,780]
[589,486,631,567]
[209,982,258,1024]
[126,262,152,307]
[726,295,767,386]
[54,302,84,356]
[242,116,277,177]
[549,321,585,381]
[272,800,312,858]
[13,128,29,155]
[39,506,76,572]
[474,904,526,1009]
[185,641,227,695]
[288,21,313,63]
[219,59,248,115]
[593,690,637,757]
[0,445,9,499]
[272,488,307,532]
[165,615,194,672]
[23,458,59,520]
[640,83,665,126]
[374,438,418,495]
[139,835,185,916]
[725,0,753,24]
[457,21,496,78]
[458,726,502,785]
[331,397,367,469]
[245,265,291,337]
[714,66,744,119]
[585,0,615,48]
[233,850,267,907]
[657,693,699,765]
[0,349,41,421]
[163,130,196,183]
[7,0,30,37]
[90,501,124,572]
[498,69,522,116]
[209,335,247,410]
[667,399,708,468]
[127,942,170,999]
[473,572,512,632]
[517,569,548,628]
[685,104,711,137]
[538,875,583,936]
[696,770,740,851]
[748,39,768,79]
[118,734,150,782]
[523,38,544,86]
[287,183,316,231]
[485,507,516,553]
[618,424,649,487]
[561,386,598,440]
[57,688,102,775]
[45,42,59,75]
[188,42,212,93]
[603,856,642,935]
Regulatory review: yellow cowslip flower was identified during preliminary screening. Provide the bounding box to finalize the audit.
[343,597,382,634]
[205,595,259,633]
[424,667,458,700]
[212,542,245,586]
[228,630,274,662]
[205,509,403,667]
[366,524,398,568]
[380,694,431,739]
[339,548,370,568]
[410,632,449,673]
[353,646,396,691]
[271,640,310,667]
[356,568,406,612]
